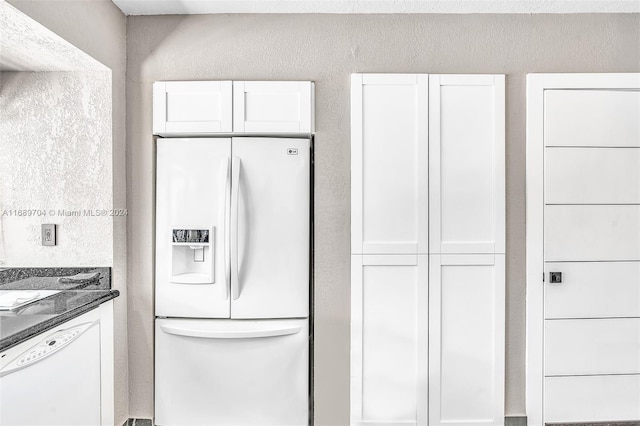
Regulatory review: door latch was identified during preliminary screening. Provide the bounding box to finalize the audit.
[549,272,563,284]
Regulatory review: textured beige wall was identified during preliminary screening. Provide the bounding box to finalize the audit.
[0,71,112,265]
[6,2,129,424]
[125,14,640,424]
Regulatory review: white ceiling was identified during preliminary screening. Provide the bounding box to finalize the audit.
[111,0,640,15]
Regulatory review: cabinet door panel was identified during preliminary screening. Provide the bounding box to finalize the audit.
[429,75,505,254]
[429,254,505,426]
[153,81,232,135]
[351,74,428,255]
[233,81,313,133]
[351,255,428,425]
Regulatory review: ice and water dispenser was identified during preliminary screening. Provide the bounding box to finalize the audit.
[170,228,214,283]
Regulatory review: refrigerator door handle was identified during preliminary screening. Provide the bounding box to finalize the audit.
[219,157,231,300]
[159,324,302,339]
[231,156,241,300]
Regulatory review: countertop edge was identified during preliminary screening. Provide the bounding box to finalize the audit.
[0,290,120,352]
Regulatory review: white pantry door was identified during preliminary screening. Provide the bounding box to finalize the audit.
[428,254,505,426]
[351,73,429,256]
[350,254,428,425]
[427,74,505,426]
[526,74,640,425]
[428,74,505,255]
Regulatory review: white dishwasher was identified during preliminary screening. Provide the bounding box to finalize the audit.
[0,309,101,426]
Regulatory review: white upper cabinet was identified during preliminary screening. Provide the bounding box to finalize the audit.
[429,75,505,254]
[351,74,429,255]
[153,80,314,136]
[233,81,314,133]
[153,81,233,135]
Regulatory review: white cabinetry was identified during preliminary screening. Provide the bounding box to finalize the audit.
[350,74,428,255]
[0,301,114,426]
[428,254,505,425]
[350,255,428,425]
[233,81,314,133]
[429,75,505,255]
[153,81,233,135]
[153,80,314,136]
[351,74,505,426]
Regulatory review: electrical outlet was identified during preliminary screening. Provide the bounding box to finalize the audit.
[41,224,56,246]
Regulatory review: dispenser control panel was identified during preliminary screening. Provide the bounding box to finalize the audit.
[172,229,209,243]
[170,227,214,284]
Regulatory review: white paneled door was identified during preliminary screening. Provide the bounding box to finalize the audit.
[526,73,640,425]
[428,254,505,426]
[429,75,505,255]
[350,255,428,425]
[351,74,429,255]
[351,73,505,426]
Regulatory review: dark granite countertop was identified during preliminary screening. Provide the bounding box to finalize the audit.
[0,267,117,352]
[0,267,111,290]
[0,289,119,352]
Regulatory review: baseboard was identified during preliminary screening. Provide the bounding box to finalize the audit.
[122,419,153,426]
[545,423,640,426]
[506,416,528,426]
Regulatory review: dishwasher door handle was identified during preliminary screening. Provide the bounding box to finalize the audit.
[160,324,302,339]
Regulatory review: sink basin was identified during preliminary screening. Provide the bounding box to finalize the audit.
[0,290,60,311]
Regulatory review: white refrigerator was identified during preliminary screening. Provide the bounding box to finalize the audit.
[155,137,310,426]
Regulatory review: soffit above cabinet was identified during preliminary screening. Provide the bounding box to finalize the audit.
[110,0,639,15]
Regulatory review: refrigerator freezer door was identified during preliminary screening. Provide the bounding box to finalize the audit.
[156,138,231,318]
[230,137,310,319]
[155,318,309,426]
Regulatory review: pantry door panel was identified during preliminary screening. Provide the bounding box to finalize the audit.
[428,254,505,426]
[350,254,428,425]
[429,75,505,255]
[351,74,428,255]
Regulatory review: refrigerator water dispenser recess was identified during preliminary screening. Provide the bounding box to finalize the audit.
[171,228,214,284]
